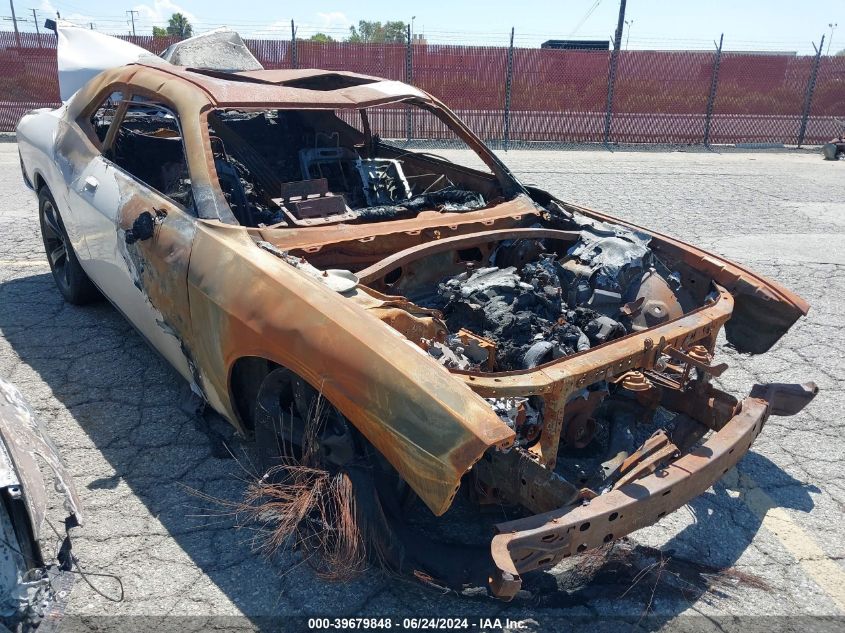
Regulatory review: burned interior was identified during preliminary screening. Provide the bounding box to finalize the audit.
[203,103,497,229]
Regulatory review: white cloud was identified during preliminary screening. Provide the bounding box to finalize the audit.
[132,0,197,28]
[258,20,290,34]
[316,12,352,31]
[38,0,96,26]
[286,11,352,39]
[246,12,352,39]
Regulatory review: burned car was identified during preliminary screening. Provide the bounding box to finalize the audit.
[16,27,816,599]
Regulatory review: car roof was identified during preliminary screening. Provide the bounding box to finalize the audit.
[129,62,431,109]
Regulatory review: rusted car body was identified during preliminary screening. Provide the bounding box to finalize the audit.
[16,33,816,598]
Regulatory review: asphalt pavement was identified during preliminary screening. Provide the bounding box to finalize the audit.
[0,143,843,631]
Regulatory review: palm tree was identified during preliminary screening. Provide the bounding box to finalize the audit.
[166,13,193,38]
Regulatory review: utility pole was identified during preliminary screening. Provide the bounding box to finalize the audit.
[127,9,138,36]
[828,23,838,55]
[703,33,724,146]
[603,0,627,145]
[405,23,413,142]
[9,0,21,48]
[32,8,41,46]
[503,27,515,151]
[798,34,825,147]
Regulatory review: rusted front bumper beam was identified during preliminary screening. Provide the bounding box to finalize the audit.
[488,383,817,599]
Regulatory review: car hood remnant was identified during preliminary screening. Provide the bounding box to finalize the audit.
[0,379,82,630]
[160,28,264,72]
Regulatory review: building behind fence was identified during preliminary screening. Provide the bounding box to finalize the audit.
[1,30,843,145]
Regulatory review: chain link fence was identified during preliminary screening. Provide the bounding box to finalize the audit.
[1,29,842,145]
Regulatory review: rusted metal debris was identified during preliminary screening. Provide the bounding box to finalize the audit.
[822,119,845,160]
[17,29,817,599]
[0,379,82,628]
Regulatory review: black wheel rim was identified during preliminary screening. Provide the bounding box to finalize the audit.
[254,368,357,473]
[41,200,70,291]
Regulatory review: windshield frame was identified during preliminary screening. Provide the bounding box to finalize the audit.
[198,96,526,228]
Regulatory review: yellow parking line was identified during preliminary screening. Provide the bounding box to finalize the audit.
[726,469,845,612]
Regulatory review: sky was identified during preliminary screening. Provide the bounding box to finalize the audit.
[4,0,845,55]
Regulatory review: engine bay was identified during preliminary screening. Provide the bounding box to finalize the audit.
[266,202,722,480]
[359,220,698,375]
[417,229,693,373]
[356,220,707,463]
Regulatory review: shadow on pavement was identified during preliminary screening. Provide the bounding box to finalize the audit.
[0,271,363,621]
[0,271,817,627]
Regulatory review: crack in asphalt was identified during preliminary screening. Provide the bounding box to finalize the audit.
[0,146,842,621]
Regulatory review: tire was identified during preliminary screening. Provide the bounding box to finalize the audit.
[253,367,356,475]
[251,366,491,590]
[38,187,99,305]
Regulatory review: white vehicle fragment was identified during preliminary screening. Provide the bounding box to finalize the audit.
[56,21,159,101]
[160,28,263,72]
[0,379,82,628]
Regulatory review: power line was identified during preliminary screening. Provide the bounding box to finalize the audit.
[2,11,826,54]
[126,9,138,36]
[571,0,602,36]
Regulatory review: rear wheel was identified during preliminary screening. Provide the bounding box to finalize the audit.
[38,188,98,305]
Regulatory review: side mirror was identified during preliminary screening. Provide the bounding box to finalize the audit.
[125,211,155,244]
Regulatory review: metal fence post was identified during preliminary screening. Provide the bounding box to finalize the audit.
[9,0,21,48]
[406,24,413,143]
[290,19,298,69]
[603,0,627,145]
[503,27,515,150]
[703,33,724,146]
[32,8,41,48]
[797,34,825,148]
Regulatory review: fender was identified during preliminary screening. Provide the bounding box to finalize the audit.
[186,220,514,516]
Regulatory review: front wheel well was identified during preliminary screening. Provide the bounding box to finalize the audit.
[228,356,273,432]
[32,171,46,193]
